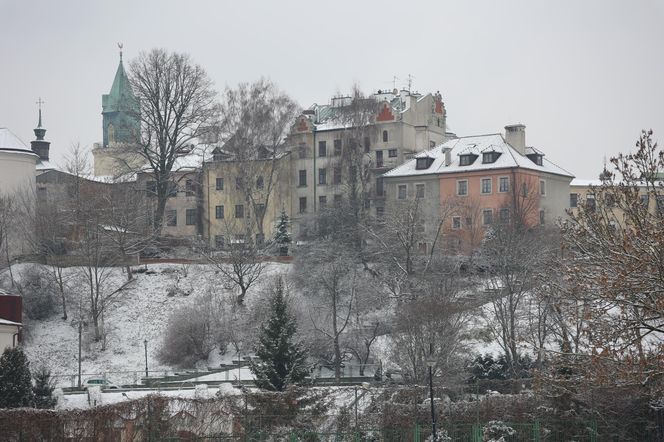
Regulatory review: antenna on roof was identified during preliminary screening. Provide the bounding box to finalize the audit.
[392,76,399,90]
[406,74,415,91]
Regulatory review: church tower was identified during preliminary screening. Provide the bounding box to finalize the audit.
[30,98,51,163]
[101,46,139,147]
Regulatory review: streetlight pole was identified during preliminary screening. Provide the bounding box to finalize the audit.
[426,342,437,440]
[144,339,149,378]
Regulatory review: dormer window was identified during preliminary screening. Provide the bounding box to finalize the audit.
[459,154,478,166]
[482,151,501,164]
[527,153,543,166]
[416,157,434,170]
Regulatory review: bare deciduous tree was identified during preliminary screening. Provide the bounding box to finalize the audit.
[128,48,218,232]
[217,79,299,241]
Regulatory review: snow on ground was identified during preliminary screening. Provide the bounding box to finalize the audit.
[3,262,289,388]
[59,383,241,410]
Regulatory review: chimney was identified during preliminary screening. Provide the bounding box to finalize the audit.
[443,147,452,166]
[504,124,526,155]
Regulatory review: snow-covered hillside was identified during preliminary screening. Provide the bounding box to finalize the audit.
[2,262,289,388]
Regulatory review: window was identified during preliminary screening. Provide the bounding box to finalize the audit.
[318,141,327,157]
[382,130,388,142]
[605,193,616,207]
[235,177,242,190]
[388,149,398,158]
[256,233,265,246]
[185,209,197,226]
[256,203,266,217]
[235,204,244,218]
[318,168,327,185]
[185,179,195,196]
[256,176,264,190]
[482,152,500,164]
[214,235,225,249]
[466,217,472,227]
[298,170,307,187]
[298,143,307,159]
[299,197,307,213]
[521,183,528,197]
[376,150,384,168]
[333,167,342,185]
[334,194,342,206]
[539,209,545,225]
[418,242,427,254]
[333,140,342,156]
[416,183,425,199]
[319,196,327,209]
[146,180,157,194]
[215,177,224,191]
[482,209,493,225]
[416,157,434,170]
[457,180,468,196]
[586,194,596,212]
[499,177,509,193]
[363,137,371,153]
[459,154,477,166]
[167,181,178,197]
[376,206,385,218]
[166,209,177,226]
[570,193,578,208]
[640,194,650,208]
[481,178,492,194]
[397,184,407,200]
[215,205,224,219]
[376,178,384,197]
[657,196,664,216]
[452,216,461,229]
[539,180,546,196]
[499,208,510,224]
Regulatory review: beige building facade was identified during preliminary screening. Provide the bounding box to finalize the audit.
[285,89,449,236]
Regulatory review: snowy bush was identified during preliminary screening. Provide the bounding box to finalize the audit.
[157,302,223,367]
[16,265,56,320]
[482,420,516,442]
[425,430,452,442]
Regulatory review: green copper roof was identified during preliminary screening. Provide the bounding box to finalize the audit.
[102,60,137,113]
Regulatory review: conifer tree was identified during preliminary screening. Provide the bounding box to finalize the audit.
[250,277,308,391]
[274,210,292,256]
[0,346,34,408]
[32,365,57,409]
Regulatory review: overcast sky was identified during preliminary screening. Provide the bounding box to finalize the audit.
[1,0,663,178]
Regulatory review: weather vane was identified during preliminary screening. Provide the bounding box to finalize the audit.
[118,42,123,61]
[36,97,45,110]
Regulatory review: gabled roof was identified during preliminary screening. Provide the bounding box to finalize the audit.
[382,133,574,179]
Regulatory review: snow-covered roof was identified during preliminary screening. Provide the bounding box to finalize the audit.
[570,179,603,187]
[36,159,56,171]
[0,317,21,327]
[0,128,38,158]
[382,133,574,179]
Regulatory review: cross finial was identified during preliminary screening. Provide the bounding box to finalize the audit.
[36,97,45,128]
[118,42,123,62]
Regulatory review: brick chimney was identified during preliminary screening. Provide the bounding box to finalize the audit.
[504,124,526,156]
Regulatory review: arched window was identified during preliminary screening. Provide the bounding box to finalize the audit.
[256,176,264,190]
[382,130,388,142]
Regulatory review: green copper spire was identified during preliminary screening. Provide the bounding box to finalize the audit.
[102,45,139,147]
[34,97,46,141]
